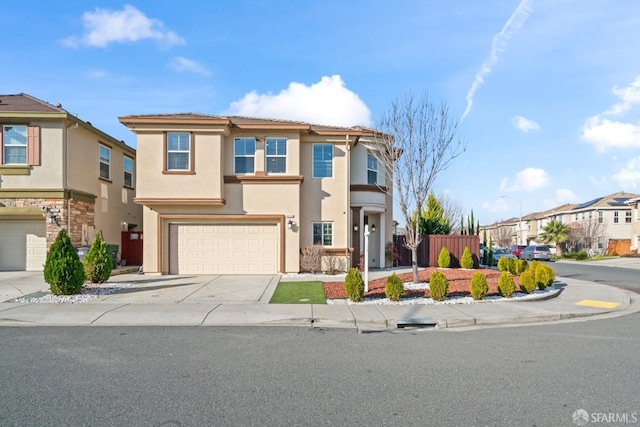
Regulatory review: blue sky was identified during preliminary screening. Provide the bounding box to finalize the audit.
[3,1,640,225]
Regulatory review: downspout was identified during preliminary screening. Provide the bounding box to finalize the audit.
[346,135,351,255]
[65,120,78,233]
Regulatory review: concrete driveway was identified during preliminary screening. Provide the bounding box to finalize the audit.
[0,271,280,304]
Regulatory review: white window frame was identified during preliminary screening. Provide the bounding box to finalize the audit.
[234,137,256,174]
[598,211,603,223]
[2,125,27,165]
[124,156,134,188]
[312,222,333,246]
[614,211,619,224]
[367,154,378,185]
[99,144,111,180]
[265,137,286,174]
[312,144,333,178]
[166,132,191,171]
[626,211,632,223]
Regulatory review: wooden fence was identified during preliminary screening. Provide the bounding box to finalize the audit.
[607,239,631,256]
[392,234,481,268]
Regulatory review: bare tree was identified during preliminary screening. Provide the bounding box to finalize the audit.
[568,219,608,253]
[375,92,466,284]
[493,225,513,248]
[438,192,464,234]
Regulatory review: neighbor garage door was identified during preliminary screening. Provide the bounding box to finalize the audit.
[0,219,47,271]
[169,224,278,274]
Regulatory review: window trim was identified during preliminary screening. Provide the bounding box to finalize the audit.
[625,211,632,223]
[234,137,256,175]
[598,211,603,224]
[163,132,195,174]
[312,143,333,178]
[614,211,619,224]
[367,153,378,185]
[2,125,28,165]
[312,221,333,246]
[265,137,287,174]
[124,155,134,188]
[99,144,111,180]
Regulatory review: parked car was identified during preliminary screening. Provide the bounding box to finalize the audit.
[520,245,553,261]
[492,248,517,266]
[508,245,527,259]
[547,244,557,256]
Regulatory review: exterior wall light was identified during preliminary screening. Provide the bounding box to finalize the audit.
[353,223,359,232]
[371,224,376,232]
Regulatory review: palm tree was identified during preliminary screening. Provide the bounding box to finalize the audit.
[541,220,570,256]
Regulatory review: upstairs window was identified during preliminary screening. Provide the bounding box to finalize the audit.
[367,154,378,185]
[312,222,333,246]
[2,125,27,164]
[598,211,603,223]
[266,138,286,174]
[313,144,333,178]
[166,132,191,171]
[626,211,632,223]
[124,156,133,187]
[614,211,619,223]
[99,145,111,180]
[234,138,255,174]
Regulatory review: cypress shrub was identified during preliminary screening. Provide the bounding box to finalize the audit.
[344,268,365,302]
[519,270,536,294]
[515,259,529,275]
[43,229,86,295]
[437,247,451,268]
[497,256,509,272]
[498,271,516,298]
[460,247,474,269]
[469,272,488,300]
[507,258,517,275]
[429,271,449,301]
[84,232,112,284]
[385,273,404,302]
[535,264,555,290]
[529,260,541,276]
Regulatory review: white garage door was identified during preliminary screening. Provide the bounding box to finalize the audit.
[169,224,278,274]
[0,219,47,271]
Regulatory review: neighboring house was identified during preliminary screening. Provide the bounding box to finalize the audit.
[0,93,142,271]
[118,114,393,275]
[626,197,640,253]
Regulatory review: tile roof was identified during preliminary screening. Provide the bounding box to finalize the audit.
[0,93,65,113]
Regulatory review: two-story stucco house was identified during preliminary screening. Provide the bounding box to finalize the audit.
[118,114,393,275]
[0,93,142,271]
[626,197,640,253]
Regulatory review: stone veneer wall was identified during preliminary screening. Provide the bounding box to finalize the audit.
[0,198,94,248]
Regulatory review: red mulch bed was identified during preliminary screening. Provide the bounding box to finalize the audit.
[324,267,520,300]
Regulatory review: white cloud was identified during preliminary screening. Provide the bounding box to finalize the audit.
[86,69,110,79]
[64,5,184,48]
[555,188,579,203]
[482,198,509,213]
[589,176,607,187]
[499,167,549,192]
[461,0,532,120]
[169,57,210,76]
[612,156,640,188]
[227,75,371,126]
[511,115,540,132]
[581,116,640,151]
[581,75,640,151]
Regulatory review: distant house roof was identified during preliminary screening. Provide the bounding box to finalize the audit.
[570,192,640,211]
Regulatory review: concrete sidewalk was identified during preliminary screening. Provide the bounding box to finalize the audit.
[0,267,638,332]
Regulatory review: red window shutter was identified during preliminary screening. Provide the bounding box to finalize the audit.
[27,126,40,166]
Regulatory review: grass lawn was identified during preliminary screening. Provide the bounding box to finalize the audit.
[269,281,327,304]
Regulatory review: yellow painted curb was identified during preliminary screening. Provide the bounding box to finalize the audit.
[575,299,620,309]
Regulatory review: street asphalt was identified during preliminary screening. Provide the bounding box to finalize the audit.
[0,257,638,332]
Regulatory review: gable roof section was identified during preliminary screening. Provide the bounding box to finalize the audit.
[0,93,135,155]
[571,191,640,211]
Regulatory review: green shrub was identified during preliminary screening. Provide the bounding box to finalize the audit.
[43,229,86,295]
[497,256,509,272]
[460,247,474,269]
[429,271,449,301]
[486,249,494,268]
[84,232,112,284]
[385,273,404,302]
[535,264,555,290]
[507,258,517,275]
[528,260,541,276]
[344,268,365,302]
[437,247,451,268]
[498,271,516,298]
[515,259,529,275]
[563,250,588,260]
[519,270,536,294]
[469,272,488,300]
